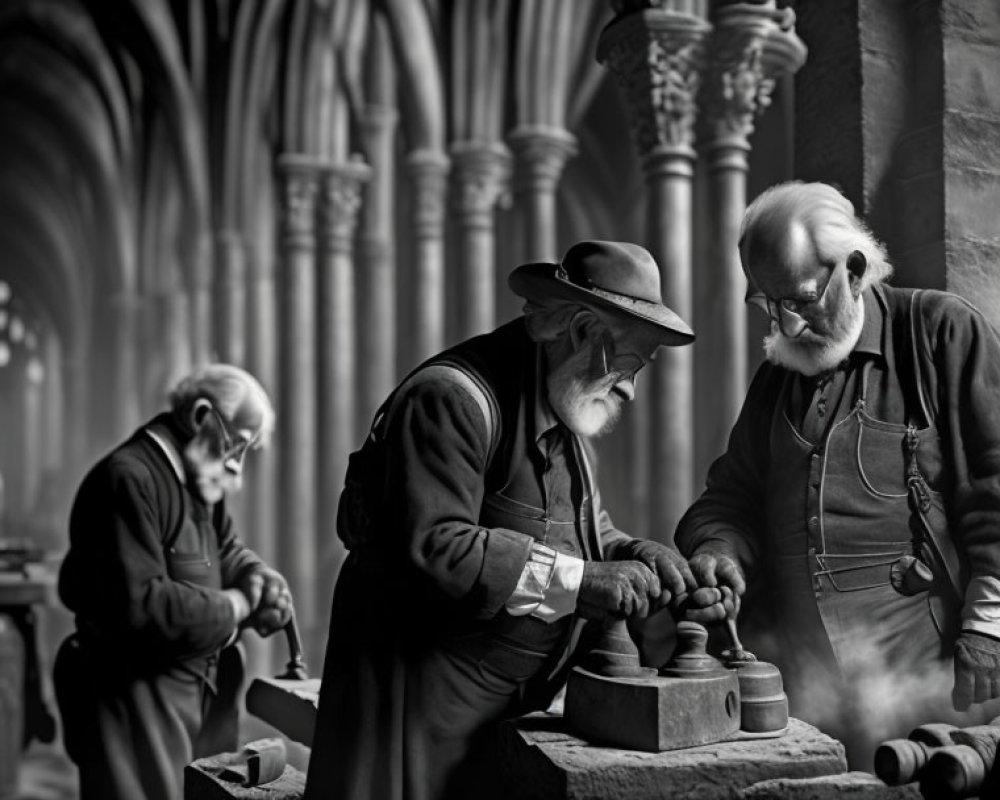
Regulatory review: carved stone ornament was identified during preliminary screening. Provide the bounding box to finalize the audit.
[320,157,372,252]
[277,155,322,247]
[598,12,711,158]
[699,4,807,148]
[405,149,450,235]
[508,125,579,193]
[450,142,512,220]
[704,30,773,144]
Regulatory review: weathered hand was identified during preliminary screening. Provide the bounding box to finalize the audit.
[953,631,1000,711]
[678,550,745,623]
[577,560,661,622]
[688,550,746,596]
[622,539,697,607]
[240,567,293,636]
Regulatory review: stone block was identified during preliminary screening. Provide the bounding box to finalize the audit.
[945,166,1000,240]
[945,238,1000,332]
[894,171,944,250]
[943,2,1000,41]
[244,678,319,748]
[184,759,305,800]
[740,771,922,799]
[944,113,1000,172]
[498,714,847,800]
[563,666,740,752]
[944,40,1000,116]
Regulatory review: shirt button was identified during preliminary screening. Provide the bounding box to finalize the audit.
[808,516,819,529]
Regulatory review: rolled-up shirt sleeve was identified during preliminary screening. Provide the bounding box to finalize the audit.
[505,542,584,622]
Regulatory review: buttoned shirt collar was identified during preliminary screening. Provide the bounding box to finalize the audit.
[853,286,884,360]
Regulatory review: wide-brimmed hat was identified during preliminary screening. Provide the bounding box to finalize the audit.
[508,240,694,345]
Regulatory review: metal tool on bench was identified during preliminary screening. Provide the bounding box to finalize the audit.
[564,618,740,751]
[717,586,788,734]
[214,737,288,787]
[564,585,787,751]
[276,609,308,680]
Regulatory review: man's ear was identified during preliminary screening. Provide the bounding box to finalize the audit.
[847,250,867,295]
[189,398,213,431]
[567,309,600,352]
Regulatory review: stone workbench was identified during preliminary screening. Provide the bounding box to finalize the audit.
[242,679,922,799]
[497,713,921,799]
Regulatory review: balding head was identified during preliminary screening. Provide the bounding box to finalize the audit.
[168,363,275,446]
[739,181,892,293]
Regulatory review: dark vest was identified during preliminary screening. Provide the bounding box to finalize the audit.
[765,339,952,687]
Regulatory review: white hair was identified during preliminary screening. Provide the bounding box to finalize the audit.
[168,363,276,446]
[740,181,893,290]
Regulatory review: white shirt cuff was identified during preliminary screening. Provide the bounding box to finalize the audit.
[505,543,584,623]
[962,575,1000,639]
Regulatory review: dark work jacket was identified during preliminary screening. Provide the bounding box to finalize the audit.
[677,285,1000,684]
[305,318,638,800]
[54,414,265,800]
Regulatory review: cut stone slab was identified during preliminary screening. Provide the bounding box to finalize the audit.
[244,678,319,748]
[740,771,922,799]
[498,714,848,800]
[185,757,304,800]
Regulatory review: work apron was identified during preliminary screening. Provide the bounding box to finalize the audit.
[764,359,951,728]
[54,492,232,800]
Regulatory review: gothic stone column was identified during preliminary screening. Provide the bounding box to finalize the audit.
[450,141,512,342]
[316,157,371,640]
[276,154,321,651]
[213,229,247,366]
[358,105,399,422]
[405,150,449,364]
[508,125,578,264]
[696,2,805,474]
[599,3,711,542]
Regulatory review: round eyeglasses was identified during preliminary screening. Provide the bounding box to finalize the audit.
[745,263,838,338]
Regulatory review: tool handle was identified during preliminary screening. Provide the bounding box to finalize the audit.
[276,609,308,680]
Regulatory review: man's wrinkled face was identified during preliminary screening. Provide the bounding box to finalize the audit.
[746,224,864,376]
[548,322,657,438]
[182,403,258,504]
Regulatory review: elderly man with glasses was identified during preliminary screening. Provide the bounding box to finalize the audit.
[305,240,699,800]
[676,180,1000,765]
[54,364,293,800]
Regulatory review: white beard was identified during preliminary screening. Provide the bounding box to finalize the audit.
[763,296,865,376]
[547,348,626,438]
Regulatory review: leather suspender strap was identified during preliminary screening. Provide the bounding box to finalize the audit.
[905,290,965,606]
[384,360,500,468]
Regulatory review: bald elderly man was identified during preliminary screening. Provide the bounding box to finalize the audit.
[676,181,1000,761]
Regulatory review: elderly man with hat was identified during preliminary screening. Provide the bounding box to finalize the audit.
[676,181,1000,765]
[305,241,697,800]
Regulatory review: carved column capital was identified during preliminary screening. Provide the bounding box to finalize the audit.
[359,104,399,138]
[319,156,372,254]
[449,141,513,228]
[508,125,579,194]
[405,149,450,236]
[699,2,807,151]
[277,154,323,250]
[597,9,712,160]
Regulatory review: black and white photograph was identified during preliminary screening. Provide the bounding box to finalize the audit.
[1,1,999,799]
